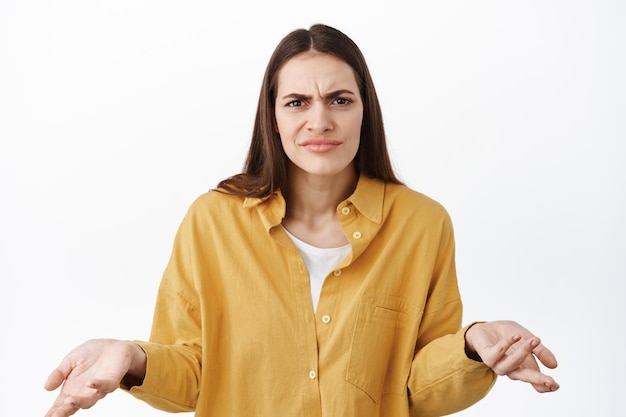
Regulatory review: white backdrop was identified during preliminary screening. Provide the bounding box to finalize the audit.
[1,1,624,416]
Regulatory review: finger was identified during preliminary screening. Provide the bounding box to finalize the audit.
[491,337,539,375]
[87,378,119,395]
[45,402,80,417]
[62,389,105,410]
[46,381,108,416]
[480,334,522,368]
[533,343,558,369]
[45,395,80,417]
[507,365,560,393]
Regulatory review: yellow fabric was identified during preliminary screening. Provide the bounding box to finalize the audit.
[128,175,496,416]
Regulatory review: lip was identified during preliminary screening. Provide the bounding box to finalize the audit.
[300,138,341,153]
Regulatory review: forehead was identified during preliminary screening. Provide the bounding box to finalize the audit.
[276,52,359,94]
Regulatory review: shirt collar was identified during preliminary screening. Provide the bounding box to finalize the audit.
[346,175,384,224]
[242,174,385,229]
[243,190,286,231]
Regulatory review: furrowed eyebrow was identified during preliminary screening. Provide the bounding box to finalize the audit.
[326,89,357,99]
[281,93,309,101]
[280,89,357,101]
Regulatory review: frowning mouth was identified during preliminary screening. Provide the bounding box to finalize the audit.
[300,138,341,152]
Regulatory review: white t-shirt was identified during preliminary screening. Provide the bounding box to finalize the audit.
[283,228,351,311]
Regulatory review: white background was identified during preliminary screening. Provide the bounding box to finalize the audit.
[1,1,624,416]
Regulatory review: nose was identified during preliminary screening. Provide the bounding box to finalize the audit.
[306,103,333,133]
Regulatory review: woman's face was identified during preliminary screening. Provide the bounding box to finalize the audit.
[274,52,363,179]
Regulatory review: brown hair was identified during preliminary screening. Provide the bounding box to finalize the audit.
[217,24,402,197]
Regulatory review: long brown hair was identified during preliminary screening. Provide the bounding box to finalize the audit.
[217,24,402,197]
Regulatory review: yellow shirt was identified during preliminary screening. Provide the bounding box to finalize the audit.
[129,175,496,416]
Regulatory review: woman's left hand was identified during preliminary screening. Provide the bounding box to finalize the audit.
[464,320,560,393]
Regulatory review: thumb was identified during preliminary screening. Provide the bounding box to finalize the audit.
[44,368,68,391]
[44,357,74,391]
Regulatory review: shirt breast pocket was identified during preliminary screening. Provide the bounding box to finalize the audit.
[346,293,420,403]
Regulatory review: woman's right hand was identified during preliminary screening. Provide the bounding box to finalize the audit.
[44,339,146,417]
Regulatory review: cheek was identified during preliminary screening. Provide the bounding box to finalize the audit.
[279,135,290,150]
[349,113,364,137]
[275,114,296,138]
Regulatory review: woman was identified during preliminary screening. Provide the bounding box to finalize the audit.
[44,24,559,417]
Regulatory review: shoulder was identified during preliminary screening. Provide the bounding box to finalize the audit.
[193,188,243,205]
[380,182,456,239]
[385,182,451,221]
[184,189,247,220]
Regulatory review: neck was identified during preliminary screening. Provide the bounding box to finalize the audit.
[284,166,358,217]
[281,165,358,248]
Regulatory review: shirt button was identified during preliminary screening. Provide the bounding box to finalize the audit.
[321,315,331,324]
[309,370,317,379]
[341,207,351,215]
[333,269,342,276]
[353,231,362,239]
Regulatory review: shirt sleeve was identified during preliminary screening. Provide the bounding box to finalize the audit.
[124,202,204,412]
[407,214,497,417]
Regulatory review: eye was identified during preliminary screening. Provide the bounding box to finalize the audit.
[286,100,304,107]
[333,97,352,106]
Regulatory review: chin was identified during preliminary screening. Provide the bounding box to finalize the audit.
[304,166,356,179]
